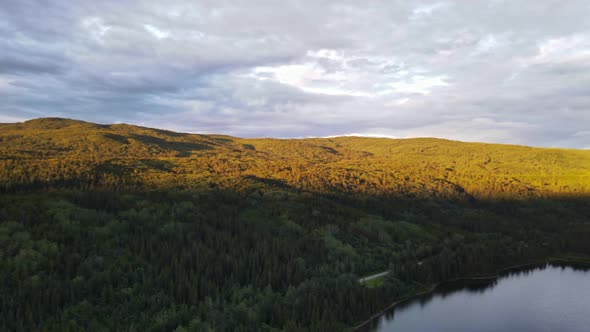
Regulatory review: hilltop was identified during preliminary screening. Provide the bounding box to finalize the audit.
[1,117,589,197]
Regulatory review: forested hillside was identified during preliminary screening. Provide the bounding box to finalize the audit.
[1,118,590,331]
[2,118,590,196]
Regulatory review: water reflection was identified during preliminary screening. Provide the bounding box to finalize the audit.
[363,263,590,332]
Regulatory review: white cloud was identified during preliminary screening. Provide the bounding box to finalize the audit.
[327,132,402,139]
[472,34,499,55]
[306,49,344,60]
[249,51,448,97]
[347,118,538,145]
[252,64,324,89]
[0,77,16,92]
[387,75,449,95]
[0,114,28,123]
[524,35,590,65]
[82,17,111,41]
[573,130,590,137]
[250,61,372,97]
[411,2,448,19]
[143,24,171,39]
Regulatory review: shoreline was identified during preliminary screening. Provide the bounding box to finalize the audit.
[351,257,590,331]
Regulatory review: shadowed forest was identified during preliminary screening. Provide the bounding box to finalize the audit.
[1,118,590,331]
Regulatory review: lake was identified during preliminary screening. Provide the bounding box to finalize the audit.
[363,263,590,332]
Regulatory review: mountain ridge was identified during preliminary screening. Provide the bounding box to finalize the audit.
[3,117,586,151]
[2,117,589,198]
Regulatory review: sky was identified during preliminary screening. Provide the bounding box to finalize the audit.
[1,0,589,148]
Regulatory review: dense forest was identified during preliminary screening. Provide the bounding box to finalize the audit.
[1,118,590,331]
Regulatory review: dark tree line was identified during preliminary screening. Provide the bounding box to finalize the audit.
[1,189,589,331]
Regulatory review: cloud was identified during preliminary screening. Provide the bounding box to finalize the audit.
[143,24,171,40]
[0,0,589,148]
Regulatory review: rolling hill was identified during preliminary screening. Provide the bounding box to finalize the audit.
[1,118,590,331]
[2,117,589,197]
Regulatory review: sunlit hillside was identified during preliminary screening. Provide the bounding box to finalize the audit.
[2,118,589,197]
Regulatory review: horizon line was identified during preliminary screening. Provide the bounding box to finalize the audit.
[4,116,589,151]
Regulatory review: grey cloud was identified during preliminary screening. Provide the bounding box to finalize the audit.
[0,56,63,75]
[0,0,589,147]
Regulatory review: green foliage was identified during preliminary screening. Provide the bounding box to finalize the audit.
[1,118,589,331]
[363,275,387,289]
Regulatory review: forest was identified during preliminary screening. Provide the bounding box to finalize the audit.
[1,118,590,331]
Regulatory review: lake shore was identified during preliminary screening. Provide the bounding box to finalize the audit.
[352,256,590,331]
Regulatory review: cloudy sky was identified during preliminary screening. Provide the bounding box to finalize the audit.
[1,1,589,148]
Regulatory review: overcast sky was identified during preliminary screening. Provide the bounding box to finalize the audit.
[1,1,589,148]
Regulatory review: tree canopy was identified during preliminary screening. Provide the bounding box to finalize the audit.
[1,118,589,331]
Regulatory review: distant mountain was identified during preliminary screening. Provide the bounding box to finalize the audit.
[2,117,589,197]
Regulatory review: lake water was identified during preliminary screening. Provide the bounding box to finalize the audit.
[364,264,590,332]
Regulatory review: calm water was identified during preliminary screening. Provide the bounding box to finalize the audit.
[364,264,590,332]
